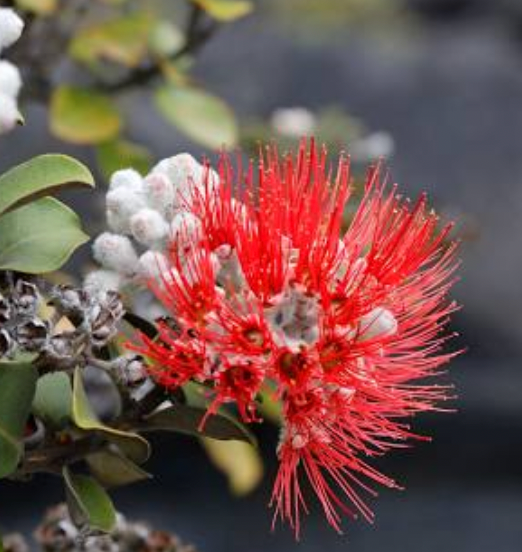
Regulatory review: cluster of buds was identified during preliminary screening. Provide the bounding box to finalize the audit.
[0,7,24,134]
[125,140,459,536]
[34,504,199,552]
[0,276,124,363]
[88,154,218,312]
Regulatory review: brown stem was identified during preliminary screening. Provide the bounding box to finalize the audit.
[101,4,219,94]
[12,435,105,478]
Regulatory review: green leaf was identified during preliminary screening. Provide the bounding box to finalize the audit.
[0,361,38,478]
[96,139,152,182]
[15,0,57,14]
[143,404,256,445]
[0,197,89,273]
[257,385,282,425]
[70,13,154,68]
[63,467,116,533]
[192,0,253,21]
[50,86,122,145]
[155,85,238,149]
[72,368,150,464]
[201,438,263,495]
[33,372,73,428]
[0,154,94,217]
[87,448,152,488]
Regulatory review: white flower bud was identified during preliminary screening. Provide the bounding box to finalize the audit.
[352,131,395,161]
[359,307,398,340]
[0,9,24,51]
[130,208,169,247]
[152,153,219,210]
[291,433,308,449]
[270,107,316,137]
[108,168,143,192]
[106,186,147,234]
[138,250,170,280]
[0,92,20,134]
[153,153,202,188]
[143,172,175,219]
[93,233,139,276]
[84,269,122,296]
[0,60,21,98]
[169,211,203,244]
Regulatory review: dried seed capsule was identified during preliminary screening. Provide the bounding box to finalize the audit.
[0,293,12,323]
[0,328,15,357]
[1,533,29,552]
[112,355,147,387]
[16,318,49,352]
[44,333,76,363]
[103,290,125,319]
[50,285,88,317]
[85,290,124,348]
[13,279,39,317]
[34,503,78,552]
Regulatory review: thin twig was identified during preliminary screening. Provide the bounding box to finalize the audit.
[101,4,219,93]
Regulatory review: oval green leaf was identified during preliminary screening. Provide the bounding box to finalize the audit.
[201,438,263,496]
[63,467,116,533]
[0,197,89,274]
[0,361,38,478]
[33,372,73,428]
[155,85,238,149]
[70,13,154,68]
[50,86,122,145]
[14,0,57,14]
[72,368,150,464]
[192,0,253,21]
[87,448,152,488]
[0,154,94,216]
[143,404,256,445]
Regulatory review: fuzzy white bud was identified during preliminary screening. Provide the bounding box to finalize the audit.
[152,153,218,210]
[106,186,147,234]
[271,107,316,138]
[108,168,143,192]
[83,269,122,296]
[143,172,175,219]
[169,211,203,243]
[352,131,395,161]
[0,60,21,98]
[138,250,170,280]
[359,307,398,340]
[0,92,20,134]
[93,232,139,276]
[153,153,202,188]
[0,9,24,52]
[130,208,169,247]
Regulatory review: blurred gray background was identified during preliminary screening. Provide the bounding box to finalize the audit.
[1,0,521,550]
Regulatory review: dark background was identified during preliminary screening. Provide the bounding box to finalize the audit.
[1,0,522,550]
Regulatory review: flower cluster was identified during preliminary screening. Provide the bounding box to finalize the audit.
[126,141,459,536]
[89,154,217,309]
[0,8,24,135]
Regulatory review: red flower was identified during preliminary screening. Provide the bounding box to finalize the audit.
[130,140,461,537]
